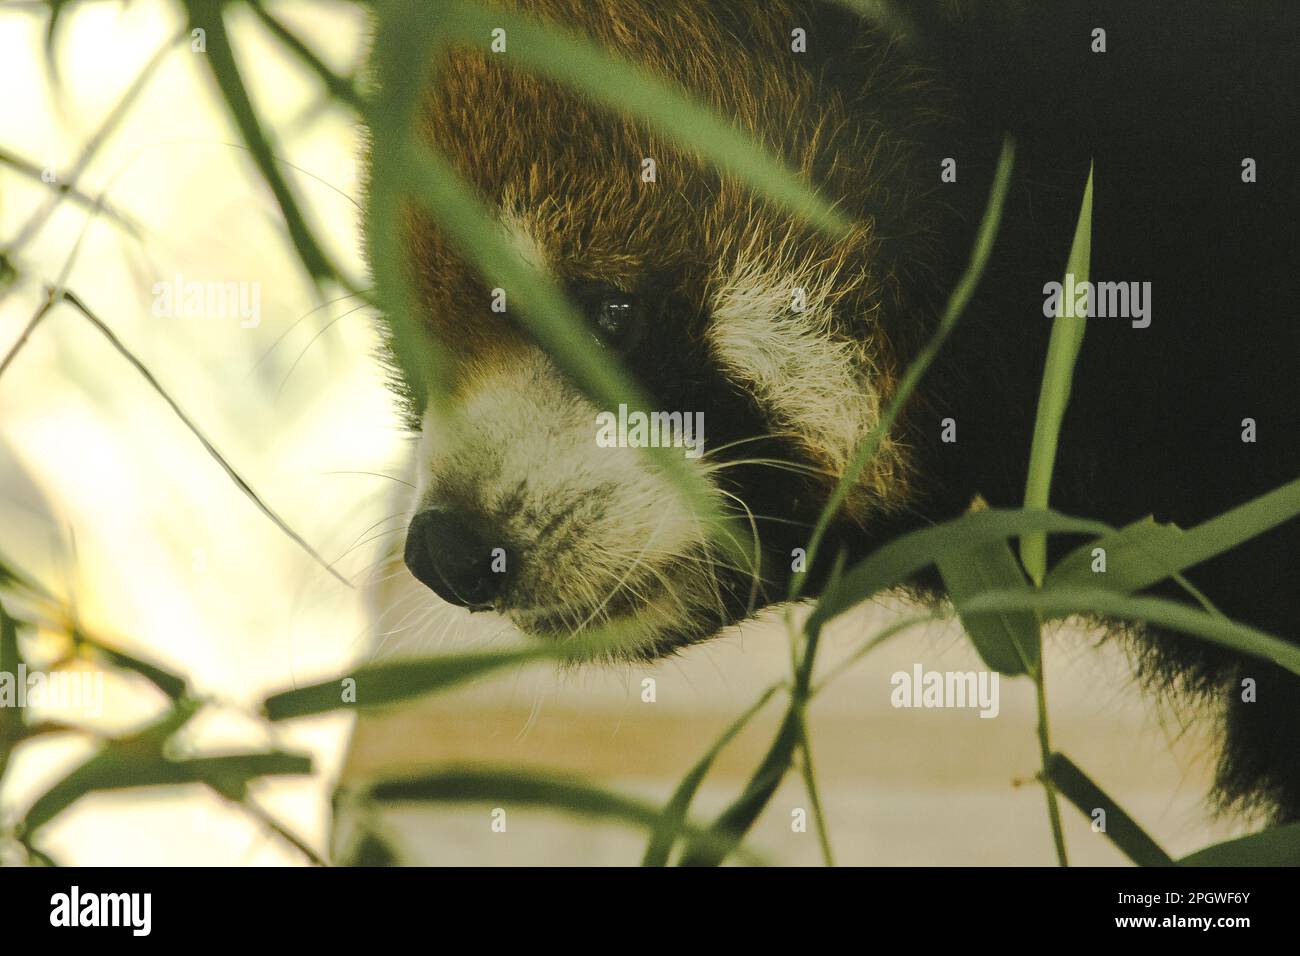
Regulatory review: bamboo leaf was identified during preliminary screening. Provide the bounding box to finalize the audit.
[21,701,199,834]
[264,618,716,721]
[365,765,762,864]
[1022,163,1094,583]
[1048,476,1300,595]
[0,147,143,238]
[677,713,800,867]
[955,587,1300,678]
[0,601,21,674]
[642,684,781,866]
[246,2,361,106]
[264,649,550,720]
[362,0,453,410]
[23,747,311,833]
[1046,753,1173,866]
[809,508,1109,631]
[181,0,337,285]
[937,530,1039,676]
[1178,821,1300,866]
[72,628,187,701]
[1047,516,1185,592]
[0,28,182,272]
[182,752,314,802]
[0,603,22,783]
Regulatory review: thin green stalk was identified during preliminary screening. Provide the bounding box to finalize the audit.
[0,27,184,273]
[796,714,834,866]
[1034,660,1068,866]
[231,795,329,866]
[59,290,350,588]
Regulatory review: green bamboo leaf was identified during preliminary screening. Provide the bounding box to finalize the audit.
[181,0,337,285]
[795,711,835,866]
[0,557,55,602]
[677,713,800,867]
[936,524,1039,676]
[181,752,314,802]
[0,601,21,673]
[72,628,187,701]
[808,508,1110,631]
[23,843,60,867]
[642,683,782,866]
[365,765,762,864]
[246,2,361,106]
[20,701,199,834]
[1022,163,1094,583]
[1046,753,1173,866]
[1178,821,1300,866]
[955,587,1300,678]
[0,554,19,593]
[93,647,187,701]
[439,0,850,235]
[1048,476,1300,594]
[264,615,711,721]
[1047,516,1184,592]
[0,603,21,783]
[348,829,400,867]
[264,649,550,721]
[42,0,74,91]
[362,0,453,411]
[678,555,850,868]
[22,747,311,833]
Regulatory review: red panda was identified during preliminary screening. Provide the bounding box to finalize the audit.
[366,1,1300,822]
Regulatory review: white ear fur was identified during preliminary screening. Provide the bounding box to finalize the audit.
[706,241,909,515]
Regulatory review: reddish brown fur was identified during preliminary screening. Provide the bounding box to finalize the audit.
[404,0,950,433]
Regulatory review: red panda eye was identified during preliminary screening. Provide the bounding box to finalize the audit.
[587,293,642,353]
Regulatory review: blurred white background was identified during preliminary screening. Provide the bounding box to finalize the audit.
[0,0,397,864]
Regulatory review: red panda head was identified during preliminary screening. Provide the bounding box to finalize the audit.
[372,0,951,656]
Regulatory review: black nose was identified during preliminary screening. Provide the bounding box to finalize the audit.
[403,507,506,610]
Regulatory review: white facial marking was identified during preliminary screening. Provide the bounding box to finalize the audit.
[414,351,731,654]
[706,244,908,513]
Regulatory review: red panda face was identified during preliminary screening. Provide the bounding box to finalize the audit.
[375,0,947,656]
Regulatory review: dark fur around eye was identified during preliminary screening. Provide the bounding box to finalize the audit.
[569,282,644,354]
